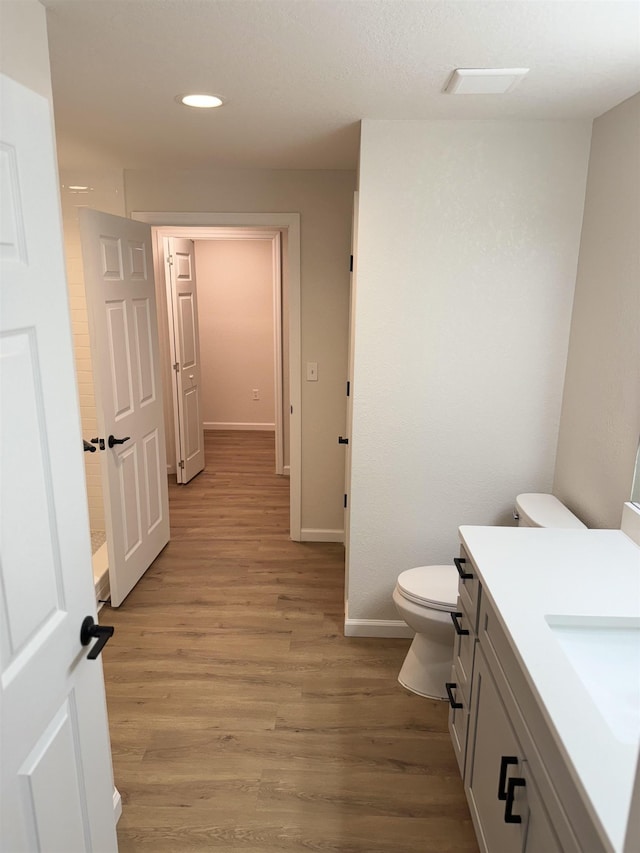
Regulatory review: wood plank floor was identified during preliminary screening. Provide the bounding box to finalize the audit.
[101,430,479,853]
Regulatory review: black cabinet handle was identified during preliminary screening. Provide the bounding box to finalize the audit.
[504,776,526,824]
[108,434,130,448]
[445,682,463,709]
[338,436,349,445]
[454,556,473,580]
[498,755,519,800]
[80,616,114,660]
[451,612,469,635]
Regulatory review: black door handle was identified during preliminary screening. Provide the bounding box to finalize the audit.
[80,616,114,660]
[91,437,105,450]
[338,436,349,445]
[108,434,130,448]
[83,439,96,453]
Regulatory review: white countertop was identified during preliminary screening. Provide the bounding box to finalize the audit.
[458,525,640,853]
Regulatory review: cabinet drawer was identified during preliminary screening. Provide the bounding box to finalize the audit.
[446,663,470,775]
[452,598,476,697]
[456,546,480,628]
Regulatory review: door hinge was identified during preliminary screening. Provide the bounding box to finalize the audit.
[346,380,350,397]
[173,362,179,372]
[167,254,174,266]
[179,460,185,470]
[349,254,353,272]
[344,494,348,509]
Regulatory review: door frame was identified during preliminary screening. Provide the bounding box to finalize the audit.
[133,211,301,541]
[158,227,285,478]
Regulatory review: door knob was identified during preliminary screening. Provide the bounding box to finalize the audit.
[338,436,349,445]
[80,616,114,660]
[108,434,130,448]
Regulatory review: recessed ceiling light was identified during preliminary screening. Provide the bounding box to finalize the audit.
[445,68,529,95]
[178,93,225,109]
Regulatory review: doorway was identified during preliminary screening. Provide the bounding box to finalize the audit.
[133,211,301,540]
[155,226,287,480]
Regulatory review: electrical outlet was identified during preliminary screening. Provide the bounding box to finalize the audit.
[252,388,260,400]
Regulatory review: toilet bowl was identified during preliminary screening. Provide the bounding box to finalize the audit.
[392,565,458,699]
[393,494,586,700]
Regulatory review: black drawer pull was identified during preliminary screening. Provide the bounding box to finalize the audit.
[498,755,519,800]
[445,682,463,709]
[504,776,526,824]
[454,556,473,580]
[451,612,469,635]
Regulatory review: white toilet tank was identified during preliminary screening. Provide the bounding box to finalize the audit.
[515,493,586,529]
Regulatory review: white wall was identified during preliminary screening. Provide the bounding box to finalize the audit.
[194,239,275,429]
[0,0,52,100]
[125,168,356,533]
[554,93,640,528]
[348,119,591,623]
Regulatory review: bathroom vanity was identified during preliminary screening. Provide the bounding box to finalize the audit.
[446,525,640,853]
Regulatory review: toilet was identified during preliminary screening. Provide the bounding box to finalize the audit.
[513,493,586,529]
[393,493,585,700]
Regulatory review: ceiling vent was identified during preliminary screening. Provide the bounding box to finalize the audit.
[445,68,529,95]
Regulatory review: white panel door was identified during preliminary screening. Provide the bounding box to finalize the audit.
[0,73,117,853]
[167,237,205,483]
[344,193,359,582]
[80,210,170,607]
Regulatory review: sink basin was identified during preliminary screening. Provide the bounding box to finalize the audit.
[545,615,640,745]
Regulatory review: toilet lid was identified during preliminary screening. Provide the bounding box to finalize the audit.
[396,565,458,611]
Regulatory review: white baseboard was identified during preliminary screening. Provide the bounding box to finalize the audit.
[300,528,344,543]
[283,465,290,476]
[204,422,275,431]
[113,787,122,824]
[344,619,414,638]
[166,462,176,475]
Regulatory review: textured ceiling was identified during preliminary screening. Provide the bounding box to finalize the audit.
[43,0,640,171]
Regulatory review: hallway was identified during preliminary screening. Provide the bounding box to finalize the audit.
[101,430,478,852]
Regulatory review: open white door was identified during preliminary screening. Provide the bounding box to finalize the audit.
[165,237,205,483]
[80,210,170,606]
[344,192,359,605]
[1,73,118,852]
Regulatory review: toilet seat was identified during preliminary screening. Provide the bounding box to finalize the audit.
[396,565,458,611]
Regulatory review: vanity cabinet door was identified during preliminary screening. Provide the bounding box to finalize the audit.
[522,763,563,853]
[466,649,527,853]
[466,649,562,853]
